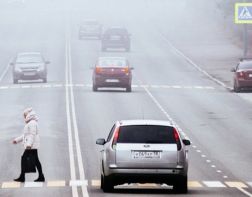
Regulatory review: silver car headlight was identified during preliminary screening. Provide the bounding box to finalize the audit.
[37,65,45,72]
[14,67,22,72]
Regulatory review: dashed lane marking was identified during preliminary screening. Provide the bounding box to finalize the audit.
[91,180,100,187]
[225,182,248,188]
[69,180,88,187]
[188,181,203,188]
[203,181,226,188]
[2,182,20,188]
[0,84,216,91]
[24,182,43,188]
[47,180,66,187]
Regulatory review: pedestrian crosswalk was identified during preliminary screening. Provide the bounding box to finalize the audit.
[0,180,251,189]
[0,83,215,91]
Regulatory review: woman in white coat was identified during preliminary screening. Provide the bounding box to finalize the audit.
[13,108,45,182]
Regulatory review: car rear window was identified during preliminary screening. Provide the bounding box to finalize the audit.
[105,28,128,35]
[239,62,252,69]
[99,59,126,67]
[117,125,177,144]
[16,55,43,63]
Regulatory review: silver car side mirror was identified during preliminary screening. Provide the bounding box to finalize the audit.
[182,139,191,146]
[96,138,106,145]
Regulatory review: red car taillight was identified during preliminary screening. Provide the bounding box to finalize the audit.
[237,71,245,78]
[173,128,182,150]
[112,127,120,149]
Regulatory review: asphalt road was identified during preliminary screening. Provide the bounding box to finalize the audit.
[0,0,252,196]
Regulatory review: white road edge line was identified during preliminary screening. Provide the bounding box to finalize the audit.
[67,34,89,197]
[158,32,232,91]
[236,187,252,197]
[65,26,78,197]
[138,78,230,180]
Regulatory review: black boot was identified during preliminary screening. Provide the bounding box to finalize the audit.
[14,174,25,182]
[34,174,45,182]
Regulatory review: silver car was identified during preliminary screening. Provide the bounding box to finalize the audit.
[11,52,49,84]
[96,120,191,193]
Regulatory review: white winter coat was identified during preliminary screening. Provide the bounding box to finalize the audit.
[15,111,40,149]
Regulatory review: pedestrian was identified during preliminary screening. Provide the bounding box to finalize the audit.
[12,107,45,182]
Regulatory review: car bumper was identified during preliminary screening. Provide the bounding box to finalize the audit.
[13,71,46,80]
[105,169,186,185]
[237,80,252,88]
[102,42,129,48]
[94,76,131,87]
[79,32,101,37]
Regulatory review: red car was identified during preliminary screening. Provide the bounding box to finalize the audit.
[232,60,252,92]
[92,57,133,92]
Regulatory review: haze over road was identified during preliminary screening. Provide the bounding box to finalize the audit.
[0,0,252,196]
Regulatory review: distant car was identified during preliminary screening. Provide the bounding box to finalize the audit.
[231,59,252,92]
[96,120,191,193]
[11,52,49,84]
[101,27,131,52]
[79,20,102,39]
[92,57,133,92]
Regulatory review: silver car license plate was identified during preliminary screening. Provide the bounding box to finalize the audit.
[110,35,121,40]
[23,72,35,76]
[106,79,119,83]
[132,151,161,159]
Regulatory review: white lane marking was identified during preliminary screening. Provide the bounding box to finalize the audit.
[43,84,52,88]
[203,181,226,187]
[172,85,181,89]
[69,180,88,187]
[235,188,252,197]
[158,32,232,90]
[53,84,63,88]
[1,182,20,188]
[223,176,228,179]
[0,60,11,82]
[47,181,66,187]
[226,183,252,197]
[67,28,89,197]
[65,31,78,197]
[21,85,31,89]
[248,182,252,187]
[31,85,42,88]
[75,84,85,87]
[206,160,211,163]
[0,86,8,89]
[0,84,215,91]
[24,182,43,188]
[138,79,230,180]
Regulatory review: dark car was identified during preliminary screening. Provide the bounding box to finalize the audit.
[101,27,131,52]
[11,52,49,84]
[79,19,102,39]
[231,59,252,92]
[92,57,133,92]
